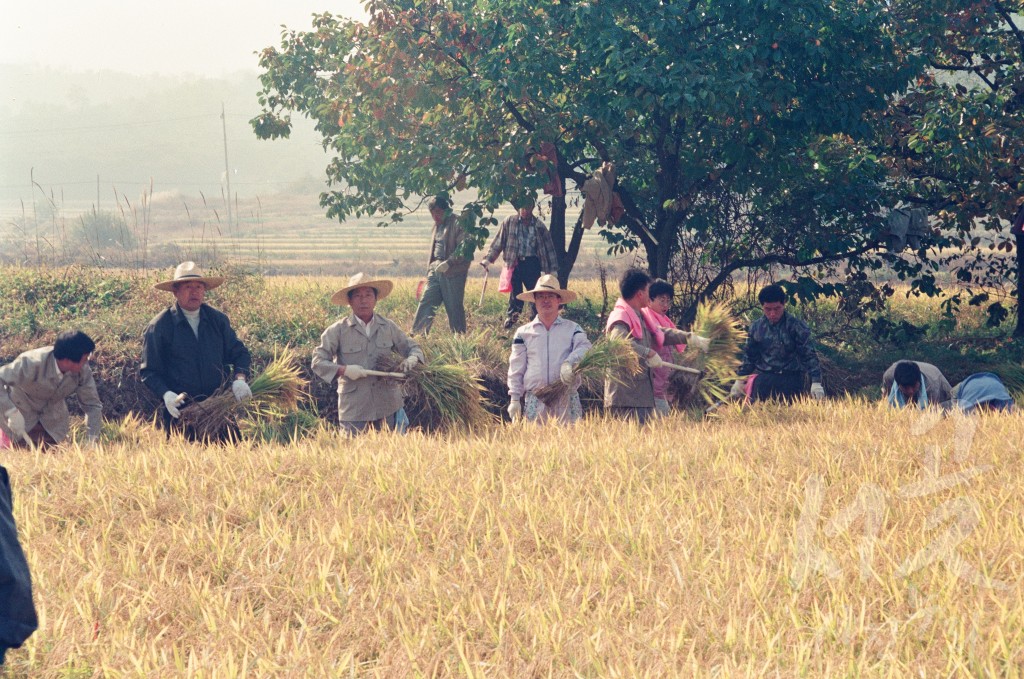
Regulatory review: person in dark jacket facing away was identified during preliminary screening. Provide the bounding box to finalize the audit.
[730,284,824,403]
[0,465,37,665]
[140,262,252,438]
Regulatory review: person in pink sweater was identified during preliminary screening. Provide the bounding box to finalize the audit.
[641,279,686,416]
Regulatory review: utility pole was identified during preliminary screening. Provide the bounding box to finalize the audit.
[221,102,233,228]
[97,174,101,214]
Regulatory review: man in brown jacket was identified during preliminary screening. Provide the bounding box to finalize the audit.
[313,273,425,435]
[0,330,103,448]
[412,194,473,334]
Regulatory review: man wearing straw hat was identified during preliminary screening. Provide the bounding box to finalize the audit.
[313,273,425,435]
[507,275,592,424]
[0,330,103,449]
[411,194,473,335]
[478,194,559,329]
[140,262,252,434]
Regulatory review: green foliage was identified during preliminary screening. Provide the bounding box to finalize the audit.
[253,0,920,302]
[0,267,138,338]
[874,1,1024,333]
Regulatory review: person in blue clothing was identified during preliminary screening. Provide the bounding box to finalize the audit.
[947,373,1016,414]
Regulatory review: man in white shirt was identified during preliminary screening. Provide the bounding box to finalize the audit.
[507,275,592,423]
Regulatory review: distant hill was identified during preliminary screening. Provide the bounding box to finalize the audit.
[0,65,330,210]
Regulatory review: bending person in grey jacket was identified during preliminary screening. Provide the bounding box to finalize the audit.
[0,330,102,448]
[313,273,425,435]
[881,360,953,409]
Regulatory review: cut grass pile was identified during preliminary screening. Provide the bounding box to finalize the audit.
[669,301,748,407]
[178,348,309,441]
[534,336,642,408]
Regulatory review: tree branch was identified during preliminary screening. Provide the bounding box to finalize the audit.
[686,240,883,316]
[503,99,535,132]
[993,0,1024,59]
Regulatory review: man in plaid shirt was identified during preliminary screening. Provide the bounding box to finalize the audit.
[479,196,559,329]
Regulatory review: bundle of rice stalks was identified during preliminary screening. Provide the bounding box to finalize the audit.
[376,353,494,432]
[420,329,506,383]
[534,336,642,408]
[179,348,309,440]
[668,302,747,407]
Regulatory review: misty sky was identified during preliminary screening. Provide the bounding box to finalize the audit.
[1,0,367,76]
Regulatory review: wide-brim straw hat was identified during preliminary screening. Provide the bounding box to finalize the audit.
[154,261,225,292]
[516,274,577,304]
[331,272,395,306]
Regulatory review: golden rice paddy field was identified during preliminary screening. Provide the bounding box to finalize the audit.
[2,401,1023,677]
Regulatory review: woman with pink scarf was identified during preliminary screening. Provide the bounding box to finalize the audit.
[604,269,709,423]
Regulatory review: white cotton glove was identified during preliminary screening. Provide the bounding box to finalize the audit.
[507,400,522,421]
[5,408,26,439]
[687,333,712,352]
[163,391,183,419]
[647,352,665,369]
[560,362,575,385]
[729,378,748,400]
[810,382,825,400]
[343,364,369,380]
[478,258,490,270]
[434,260,450,274]
[232,378,252,402]
[401,355,420,373]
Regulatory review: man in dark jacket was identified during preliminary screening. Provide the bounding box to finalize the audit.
[0,465,37,665]
[731,284,824,403]
[140,262,252,437]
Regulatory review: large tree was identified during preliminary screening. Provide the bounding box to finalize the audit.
[877,1,1024,336]
[253,0,918,306]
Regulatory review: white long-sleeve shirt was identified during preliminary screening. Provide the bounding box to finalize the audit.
[508,316,592,399]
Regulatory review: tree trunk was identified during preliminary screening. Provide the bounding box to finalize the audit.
[560,213,586,288]
[1015,232,1024,338]
[549,194,567,279]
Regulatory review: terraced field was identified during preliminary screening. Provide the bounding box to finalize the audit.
[1,191,627,277]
